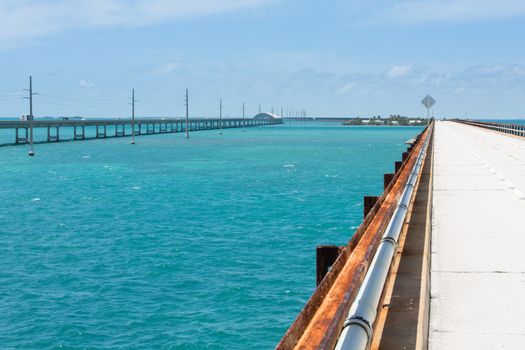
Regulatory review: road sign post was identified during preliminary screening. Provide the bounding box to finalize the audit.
[421,95,435,125]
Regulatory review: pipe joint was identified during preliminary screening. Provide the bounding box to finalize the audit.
[342,316,373,341]
[398,202,409,211]
[381,236,397,248]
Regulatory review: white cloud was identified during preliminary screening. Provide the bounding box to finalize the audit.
[154,61,180,74]
[0,0,270,46]
[386,64,413,78]
[335,83,354,94]
[375,0,525,24]
[78,79,95,87]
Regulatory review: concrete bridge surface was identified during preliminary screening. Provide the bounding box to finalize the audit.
[431,121,525,348]
[277,120,525,350]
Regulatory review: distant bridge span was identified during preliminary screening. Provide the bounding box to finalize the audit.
[0,117,281,148]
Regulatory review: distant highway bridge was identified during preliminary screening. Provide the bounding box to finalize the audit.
[0,117,281,151]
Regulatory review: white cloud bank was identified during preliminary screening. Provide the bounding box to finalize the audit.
[375,0,525,24]
[386,64,413,78]
[0,0,269,43]
[79,79,95,87]
[154,61,180,75]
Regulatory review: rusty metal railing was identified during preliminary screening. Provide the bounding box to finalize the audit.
[334,127,431,350]
[452,119,525,138]
[276,122,434,350]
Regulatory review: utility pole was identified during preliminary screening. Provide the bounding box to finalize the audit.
[130,88,137,144]
[23,76,38,156]
[259,104,261,113]
[219,98,223,135]
[242,102,246,132]
[281,106,283,118]
[185,88,189,139]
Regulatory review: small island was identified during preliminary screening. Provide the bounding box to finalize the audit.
[343,115,428,126]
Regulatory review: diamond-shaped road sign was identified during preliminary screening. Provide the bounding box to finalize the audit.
[421,95,435,109]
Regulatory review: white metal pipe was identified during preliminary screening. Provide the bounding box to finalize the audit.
[335,131,431,350]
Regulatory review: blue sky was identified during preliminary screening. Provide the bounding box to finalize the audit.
[0,0,524,119]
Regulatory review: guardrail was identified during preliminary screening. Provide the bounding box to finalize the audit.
[276,122,433,350]
[334,125,431,350]
[452,119,525,137]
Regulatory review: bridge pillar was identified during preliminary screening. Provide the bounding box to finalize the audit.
[47,127,59,142]
[75,126,85,140]
[316,245,344,286]
[15,128,29,144]
[364,195,379,218]
[384,173,395,190]
[395,161,403,173]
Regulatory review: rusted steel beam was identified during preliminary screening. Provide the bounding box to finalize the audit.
[316,245,345,287]
[364,196,379,219]
[276,125,432,350]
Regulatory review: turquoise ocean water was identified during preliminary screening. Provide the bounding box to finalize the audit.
[0,122,421,349]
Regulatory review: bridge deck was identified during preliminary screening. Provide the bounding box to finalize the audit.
[431,121,525,348]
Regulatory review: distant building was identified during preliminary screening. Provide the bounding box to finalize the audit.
[253,112,280,120]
